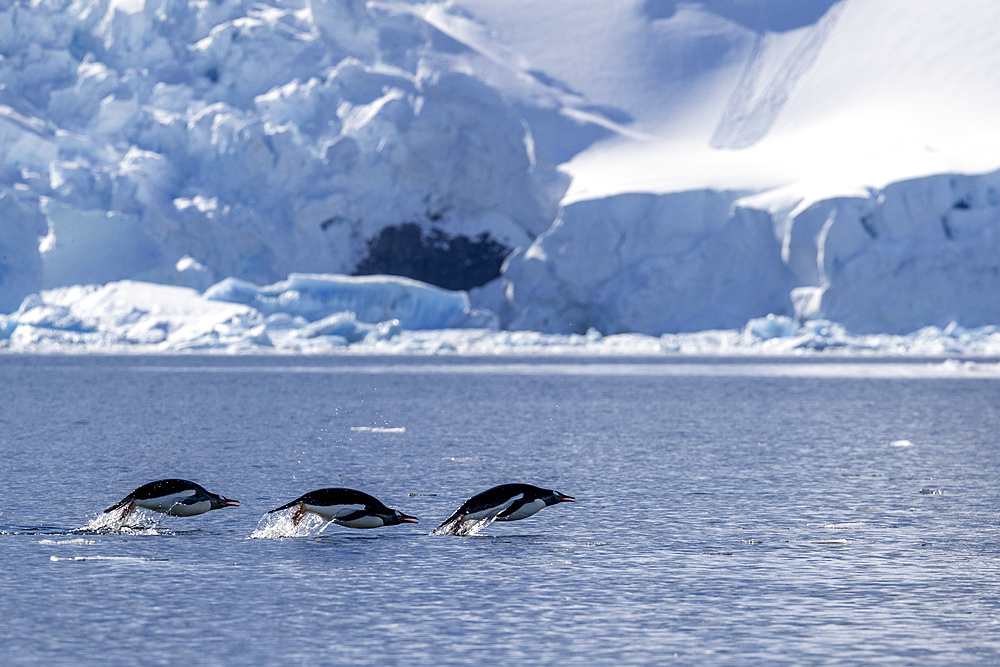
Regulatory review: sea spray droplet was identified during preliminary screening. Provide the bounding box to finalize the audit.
[248,510,326,539]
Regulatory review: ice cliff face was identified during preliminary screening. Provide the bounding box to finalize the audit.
[1,0,999,339]
[503,168,1000,336]
[0,0,563,299]
[503,189,796,334]
[787,171,1000,334]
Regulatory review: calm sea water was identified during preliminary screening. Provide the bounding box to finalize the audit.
[1,355,998,665]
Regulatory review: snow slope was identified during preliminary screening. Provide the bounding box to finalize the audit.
[1,0,999,350]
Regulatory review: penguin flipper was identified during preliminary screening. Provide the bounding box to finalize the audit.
[334,509,370,523]
[178,493,210,505]
[495,498,529,520]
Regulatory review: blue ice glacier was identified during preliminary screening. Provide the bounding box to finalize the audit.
[204,273,498,331]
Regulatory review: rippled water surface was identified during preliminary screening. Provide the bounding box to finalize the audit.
[1,355,999,664]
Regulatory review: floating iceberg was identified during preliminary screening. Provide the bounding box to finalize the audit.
[204,273,497,330]
[0,274,498,352]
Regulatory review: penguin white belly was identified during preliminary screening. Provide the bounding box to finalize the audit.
[134,490,203,515]
[334,514,385,529]
[164,499,213,516]
[303,503,366,522]
[498,498,546,521]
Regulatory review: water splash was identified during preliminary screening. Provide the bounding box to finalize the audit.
[248,510,329,539]
[74,507,167,535]
[431,516,497,536]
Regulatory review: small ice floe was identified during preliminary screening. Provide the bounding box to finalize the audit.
[248,510,329,539]
[350,426,406,433]
[50,555,164,563]
[890,439,915,447]
[811,539,849,545]
[38,538,96,546]
[919,488,946,495]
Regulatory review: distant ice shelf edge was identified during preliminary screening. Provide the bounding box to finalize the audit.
[1,277,999,358]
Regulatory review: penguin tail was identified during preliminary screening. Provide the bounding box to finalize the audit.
[436,511,464,529]
[267,500,299,514]
[103,496,133,514]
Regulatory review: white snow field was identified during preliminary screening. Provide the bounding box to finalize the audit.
[1,0,999,353]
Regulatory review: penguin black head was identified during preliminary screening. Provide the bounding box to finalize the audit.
[388,509,419,525]
[544,489,575,506]
[211,493,240,510]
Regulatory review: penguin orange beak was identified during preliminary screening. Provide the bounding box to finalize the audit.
[223,498,240,507]
[558,494,575,503]
[399,512,419,523]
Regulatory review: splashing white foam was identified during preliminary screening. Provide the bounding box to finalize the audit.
[890,439,915,447]
[76,507,166,535]
[350,426,406,433]
[248,510,329,539]
[431,516,497,537]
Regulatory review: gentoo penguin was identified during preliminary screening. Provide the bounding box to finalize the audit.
[104,479,239,519]
[267,488,418,528]
[437,483,575,532]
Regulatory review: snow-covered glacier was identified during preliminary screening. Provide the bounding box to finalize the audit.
[1,0,1000,354]
[1,0,563,299]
